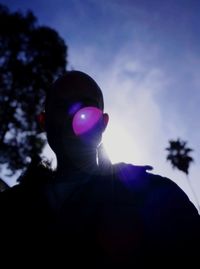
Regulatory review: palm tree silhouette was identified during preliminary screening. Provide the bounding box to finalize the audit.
[166,139,193,175]
[166,138,200,212]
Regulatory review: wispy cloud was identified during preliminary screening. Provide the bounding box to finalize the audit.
[70,40,200,208]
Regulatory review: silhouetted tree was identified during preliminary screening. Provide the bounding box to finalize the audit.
[166,138,193,175]
[0,4,67,179]
[166,138,200,212]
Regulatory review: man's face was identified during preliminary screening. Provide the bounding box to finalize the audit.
[45,85,104,159]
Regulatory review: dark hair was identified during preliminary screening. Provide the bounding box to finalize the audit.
[45,70,104,112]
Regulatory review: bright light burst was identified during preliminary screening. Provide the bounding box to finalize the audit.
[102,119,137,164]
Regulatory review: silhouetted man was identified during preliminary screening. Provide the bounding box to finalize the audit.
[0,71,199,268]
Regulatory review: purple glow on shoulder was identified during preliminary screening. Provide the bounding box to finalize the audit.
[72,106,103,135]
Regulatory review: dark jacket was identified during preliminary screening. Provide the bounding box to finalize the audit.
[0,162,199,268]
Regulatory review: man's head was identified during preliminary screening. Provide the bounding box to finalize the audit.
[44,71,109,163]
[46,70,104,112]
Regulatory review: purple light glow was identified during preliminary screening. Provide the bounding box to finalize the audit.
[68,102,82,116]
[72,106,103,136]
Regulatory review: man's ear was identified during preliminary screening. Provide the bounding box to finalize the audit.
[102,113,109,132]
[37,111,46,132]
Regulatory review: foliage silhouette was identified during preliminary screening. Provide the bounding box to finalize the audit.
[166,138,200,211]
[166,138,194,175]
[0,4,67,179]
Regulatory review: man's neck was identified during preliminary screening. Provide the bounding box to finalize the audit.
[55,151,99,180]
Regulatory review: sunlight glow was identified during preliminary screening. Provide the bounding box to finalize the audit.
[102,119,137,164]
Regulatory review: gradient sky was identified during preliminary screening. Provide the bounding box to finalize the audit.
[1,0,200,209]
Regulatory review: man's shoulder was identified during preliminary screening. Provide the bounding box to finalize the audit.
[113,162,200,216]
[112,162,165,191]
[18,162,54,185]
[112,162,194,202]
[0,164,53,204]
[0,183,22,198]
[113,162,180,189]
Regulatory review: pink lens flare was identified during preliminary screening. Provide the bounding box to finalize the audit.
[72,106,103,136]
